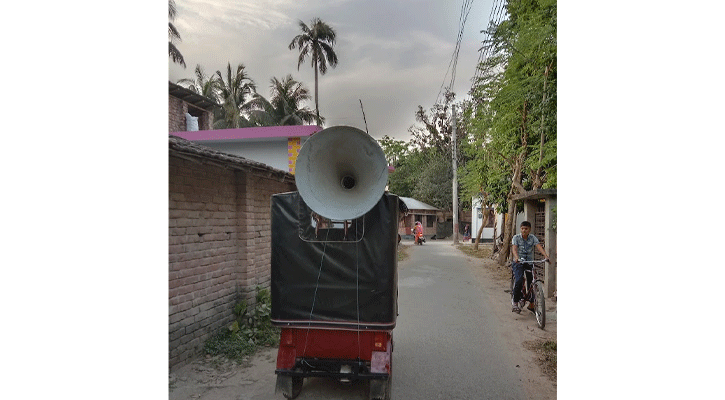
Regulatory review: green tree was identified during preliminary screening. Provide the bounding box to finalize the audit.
[409,90,461,155]
[214,63,257,129]
[412,150,454,210]
[466,0,557,264]
[168,0,185,68]
[289,18,339,126]
[378,135,409,167]
[177,64,220,102]
[386,145,454,211]
[387,148,430,199]
[406,89,472,213]
[244,75,318,126]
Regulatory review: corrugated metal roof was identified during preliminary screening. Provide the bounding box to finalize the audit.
[169,81,220,111]
[399,197,439,211]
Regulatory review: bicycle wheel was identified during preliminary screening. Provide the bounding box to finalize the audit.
[534,282,546,329]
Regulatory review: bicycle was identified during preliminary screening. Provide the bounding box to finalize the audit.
[509,259,548,329]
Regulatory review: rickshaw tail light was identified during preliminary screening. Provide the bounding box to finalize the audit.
[373,332,388,352]
[280,329,295,347]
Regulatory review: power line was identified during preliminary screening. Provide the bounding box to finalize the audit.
[468,0,508,102]
[436,0,475,106]
[450,0,475,89]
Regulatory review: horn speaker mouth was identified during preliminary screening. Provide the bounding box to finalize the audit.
[341,175,356,190]
[295,126,388,220]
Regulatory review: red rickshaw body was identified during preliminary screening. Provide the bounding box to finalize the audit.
[275,327,392,375]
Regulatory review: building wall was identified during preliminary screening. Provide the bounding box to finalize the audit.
[399,211,437,236]
[197,107,213,131]
[168,95,214,133]
[196,137,309,173]
[169,96,187,133]
[169,155,295,370]
[234,171,296,299]
[470,197,495,240]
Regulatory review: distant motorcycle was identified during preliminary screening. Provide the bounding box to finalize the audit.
[414,222,425,245]
[415,231,425,245]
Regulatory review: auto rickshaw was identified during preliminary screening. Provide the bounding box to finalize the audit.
[270,126,397,400]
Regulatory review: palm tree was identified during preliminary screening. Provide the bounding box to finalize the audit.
[168,0,185,68]
[245,75,319,126]
[288,18,339,126]
[214,62,256,129]
[177,64,220,102]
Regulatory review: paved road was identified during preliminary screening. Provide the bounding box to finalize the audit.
[393,240,524,399]
[170,239,533,399]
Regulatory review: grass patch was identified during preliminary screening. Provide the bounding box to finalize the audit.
[397,243,410,262]
[203,287,280,363]
[524,339,557,381]
[456,243,493,259]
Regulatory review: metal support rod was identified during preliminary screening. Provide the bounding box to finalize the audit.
[359,99,369,134]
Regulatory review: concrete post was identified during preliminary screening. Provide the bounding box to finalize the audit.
[452,105,459,244]
[544,197,557,298]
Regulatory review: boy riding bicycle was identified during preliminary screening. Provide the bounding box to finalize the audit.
[511,221,549,313]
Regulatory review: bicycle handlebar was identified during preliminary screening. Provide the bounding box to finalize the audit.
[517,259,548,263]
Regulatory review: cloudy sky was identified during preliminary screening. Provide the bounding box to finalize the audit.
[169,0,494,142]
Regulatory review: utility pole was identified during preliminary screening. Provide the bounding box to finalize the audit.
[452,104,459,245]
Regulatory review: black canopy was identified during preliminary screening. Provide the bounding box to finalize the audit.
[270,192,399,330]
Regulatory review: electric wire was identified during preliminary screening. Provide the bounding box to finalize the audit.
[436,0,473,103]
[436,0,475,105]
[450,0,475,89]
[468,0,508,103]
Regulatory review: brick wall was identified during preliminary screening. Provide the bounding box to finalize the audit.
[169,155,295,370]
[168,95,214,132]
[198,107,213,131]
[235,173,294,300]
[169,96,187,133]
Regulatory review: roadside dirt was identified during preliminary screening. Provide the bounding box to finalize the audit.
[459,244,557,400]
[169,243,556,400]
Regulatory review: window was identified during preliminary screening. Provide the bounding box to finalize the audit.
[426,215,434,227]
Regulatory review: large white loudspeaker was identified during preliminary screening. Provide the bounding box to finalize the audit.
[295,125,388,221]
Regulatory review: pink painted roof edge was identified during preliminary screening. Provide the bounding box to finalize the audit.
[170,125,322,141]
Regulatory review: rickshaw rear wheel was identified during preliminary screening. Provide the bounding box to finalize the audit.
[281,376,303,399]
[369,354,392,400]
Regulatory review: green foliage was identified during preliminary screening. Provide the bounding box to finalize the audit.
[244,75,319,126]
[465,0,557,212]
[168,0,185,68]
[177,64,221,102]
[387,89,473,211]
[412,150,453,210]
[378,135,409,167]
[203,286,279,362]
[387,148,429,198]
[388,147,458,211]
[214,63,257,129]
[460,133,511,214]
[289,17,339,126]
